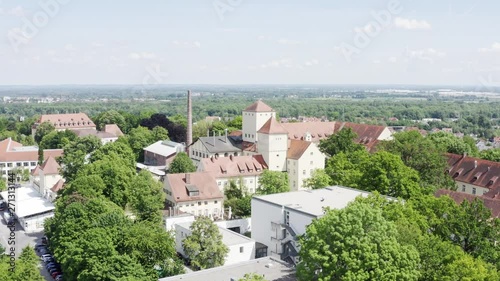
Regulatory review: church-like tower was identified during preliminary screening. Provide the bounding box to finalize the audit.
[257,117,288,172]
[242,100,275,143]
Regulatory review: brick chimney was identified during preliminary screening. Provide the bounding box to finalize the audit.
[186,90,193,153]
[185,173,191,184]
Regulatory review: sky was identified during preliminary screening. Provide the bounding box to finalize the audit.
[0,0,499,87]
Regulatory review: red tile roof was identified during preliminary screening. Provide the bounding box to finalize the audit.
[445,153,500,192]
[31,165,41,176]
[50,179,65,193]
[287,140,311,160]
[241,141,257,152]
[281,122,336,141]
[41,156,61,175]
[258,117,288,134]
[36,113,95,130]
[0,138,63,162]
[199,154,268,178]
[435,189,500,218]
[243,100,274,112]
[164,172,223,203]
[103,124,124,137]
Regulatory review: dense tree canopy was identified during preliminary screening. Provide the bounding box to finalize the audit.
[140,113,186,143]
[59,135,102,181]
[182,216,229,270]
[297,201,420,281]
[168,152,196,174]
[319,127,364,156]
[34,121,55,143]
[302,169,331,189]
[93,110,127,131]
[257,170,290,195]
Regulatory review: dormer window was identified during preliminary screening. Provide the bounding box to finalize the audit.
[472,172,482,181]
[453,168,464,178]
[488,176,498,186]
[186,184,199,197]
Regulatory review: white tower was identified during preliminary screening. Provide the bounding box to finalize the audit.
[257,117,288,172]
[242,100,275,143]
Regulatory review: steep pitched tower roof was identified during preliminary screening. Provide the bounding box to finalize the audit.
[40,156,61,175]
[243,100,274,112]
[258,117,288,134]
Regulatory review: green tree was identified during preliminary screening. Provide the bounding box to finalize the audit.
[39,130,77,150]
[257,170,289,195]
[93,110,126,130]
[303,169,331,189]
[224,180,252,218]
[379,131,454,189]
[182,216,229,270]
[238,273,268,281]
[152,126,169,141]
[0,178,6,191]
[128,171,165,223]
[359,151,423,199]
[324,150,369,189]
[319,127,364,156]
[297,201,420,281]
[479,148,500,162]
[124,126,157,162]
[428,132,474,155]
[168,152,196,173]
[34,121,55,143]
[59,135,102,181]
[11,246,45,281]
[90,140,135,169]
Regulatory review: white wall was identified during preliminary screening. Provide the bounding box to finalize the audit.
[295,144,325,191]
[164,180,224,218]
[215,175,260,194]
[455,181,490,196]
[214,218,251,235]
[242,111,275,143]
[378,127,393,141]
[19,212,54,233]
[257,132,288,172]
[251,198,284,258]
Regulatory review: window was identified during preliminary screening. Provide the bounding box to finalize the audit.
[16,163,21,167]
[30,162,36,166]
[204,201,208,205]
[218,181,221,186]
[276,154,279,157]
[310,151,313,155]
[472,188,476,195]
[23,162,29,167]
[250,179,253,183]
[198,202,202,206]
[214,201,218,204]
[310,161,313,165]
[0,163,5,168]
[462,185,466,192]
[303,170,306,175]
[240,246,244,253]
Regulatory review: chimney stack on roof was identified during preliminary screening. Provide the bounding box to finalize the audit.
[186,90,193,152]
[474,160,478,169]
[185,173,191,184]
[230,154,233,161]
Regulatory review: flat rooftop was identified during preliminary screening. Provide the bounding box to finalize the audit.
[0,186,55,218]
[253,186,389,217]
[177,221,253,246]
[159,257,296,281]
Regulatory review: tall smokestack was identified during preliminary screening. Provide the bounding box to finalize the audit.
[187,90,193,153]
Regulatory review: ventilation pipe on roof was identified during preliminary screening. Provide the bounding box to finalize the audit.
[474,160,478,169]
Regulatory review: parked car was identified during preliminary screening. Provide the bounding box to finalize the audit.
[55,275,63,281]
[41,254,52,262]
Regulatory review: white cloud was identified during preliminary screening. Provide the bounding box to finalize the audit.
[388,57,398,63]
[372,60,381,64]
[128,52,156,60]
[65,44,77,52]
[0,8,4,15]
[277,38,301,45]
[406,48,446,63]
[394,17,432,30]
[304,59,319,66]
[8,6,27,17]
[478,42,500,53]
[354,24,375,34]
[91,42,104,48]
[172,40,201,48]
[260,58,293,69]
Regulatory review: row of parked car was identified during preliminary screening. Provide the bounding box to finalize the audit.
[35,236,63,281]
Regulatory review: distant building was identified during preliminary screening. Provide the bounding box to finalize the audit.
[251,186,393,265]
[189,100,392,191]
[0,138,63,179]
[143,140,185,167]
[435,189,500,218]
[164,172,224,219]
[72,124,124,145]
[32,113,96,135]
[159,256,296,281]
[445,153,499,197]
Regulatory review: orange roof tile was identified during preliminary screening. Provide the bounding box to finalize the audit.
[199,154,268,178]
[446,153,500,191]
[287,140,311,160]
[103,124,124,136]
[50,179,65,193]
[258,117,288,134]
[31,165,41,176]
[243,100,274,112]
[435,189,500,218]
[37,113,95,130]
[0,138,63,163]
[164,172,223,203]
[41,156,61,175]
[281,122,336,141]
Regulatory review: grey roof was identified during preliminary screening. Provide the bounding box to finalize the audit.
[159,257,296,281]
[143,140,184,157]
[253,186,394,217]
[198,136,241,153]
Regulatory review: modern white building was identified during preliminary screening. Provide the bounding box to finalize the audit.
[143,140,185,167]
[0,185,55,233]
[251,186,391,265]
[31,156,64,202]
